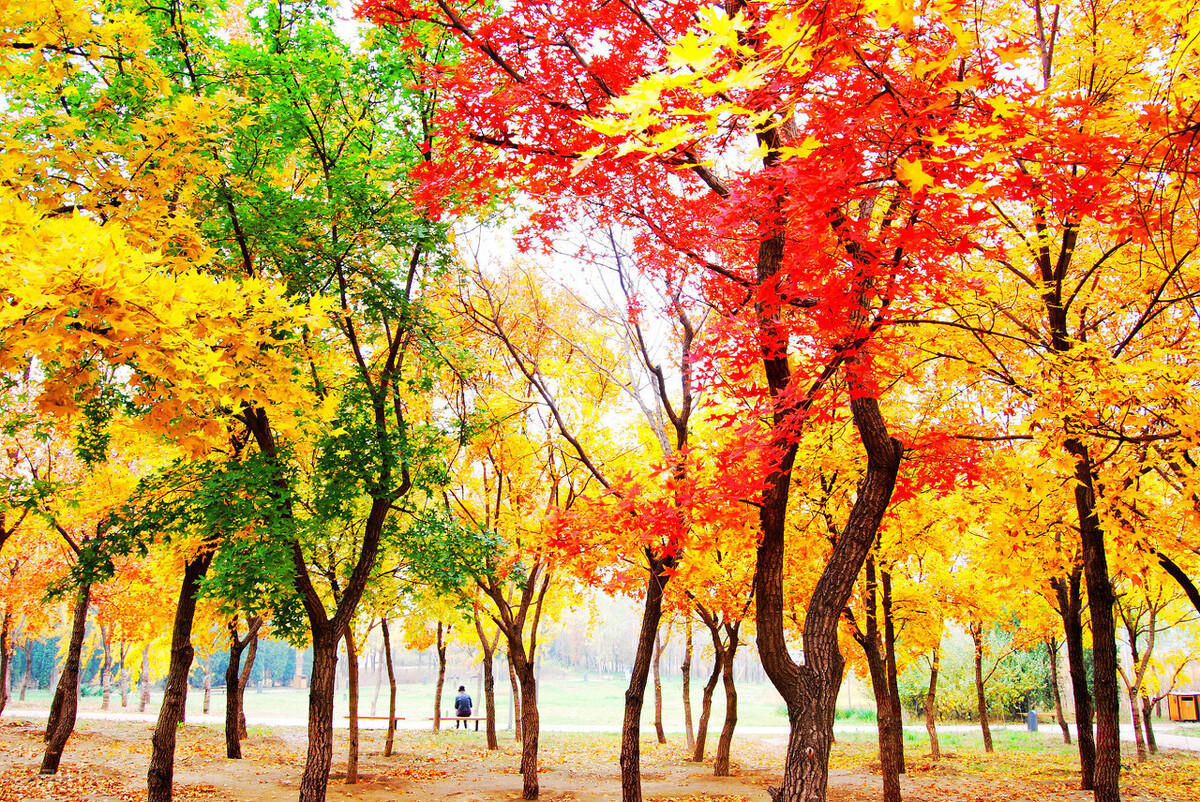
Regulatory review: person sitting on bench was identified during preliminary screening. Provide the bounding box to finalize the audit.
[454,685,473,729]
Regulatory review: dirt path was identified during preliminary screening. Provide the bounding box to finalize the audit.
[0,716,1195,802]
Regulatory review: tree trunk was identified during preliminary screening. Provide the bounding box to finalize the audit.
[1046,638,1071,744]
[1141,695,1157,755]
[508,654,522,742]
[118,643,129,708]
[853,557,901,802]
[755,394,903,802]
[344,630,359,784]
[924,647,939,762]
[473,613,500,750]
[0,611,10,717]
[20,640,31,701]
[146,553,212,802]
[237,631,258,740]
[40,583,90,774]
[970,622,993,753]
[225,617,262,759]
[433,622,448,731]
[1126,683,1147,762]
[619,551,673,802]
[682,621,695,753]
[692,631,721,762]
[202,659,211,715]
[880,571,905,774]
[1064,439,1120,802]
[140,645,151,713]
[100,625,112,711]
[297,627,340,802]
[653,630,667,744]
[713,623,740,777]
[513,651,540,799]
[382,619,397,757]
[1053,567,1095,789]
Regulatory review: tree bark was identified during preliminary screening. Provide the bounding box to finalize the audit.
[118,643,129,708]
[0,611,11,717]
[508,654,522,742]
[140,645,151,713]
[40,583,90,774]
[473,611,501,750]
[880,570,905,773]
[1141,695,1157,755]
[345,629,360,784]
[146,552,212,802]
[298,627,340,802]
[1052,568,1095,788]
[100,624,112,711]
[619,551,673,802]
[682,621,695,753]
[237,631,258,740]
[924,647,940,762]
[1066,438,1121,802]
[653,630,667,744]
[225,617,262,760]
[714,622,740,777]
[20,639,31,701]
[851,556,901,802]
[969,621,993,753]
[692,627,722,762]
[434,622,448,731]
[1126,684,1147,762]
[382,619,397,757]
[201,659,211,715]
[756,394,903,802]
[1046,638,1071,744]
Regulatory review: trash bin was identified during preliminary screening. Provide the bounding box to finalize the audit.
[1027,709,1038,732]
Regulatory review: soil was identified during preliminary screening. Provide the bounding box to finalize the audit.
[0,716,1193,802]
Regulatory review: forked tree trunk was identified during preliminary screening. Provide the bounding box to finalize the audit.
[969,622,993,753]
[652,630,667,744]
[619,551,673,802]
[692,635,721,762]
[226,617,262,759]
[682,622,695,753]
[237,632,258,740]
[1141,695,1157,755]
[1053,568,1095,789]
[713,622,740,777]
[756,394,902,802]
[925,647,940,761]
[41,583,90,774]
[345,630,360,784]
[1046,638,1071,744]
[382,619,398,757]
[146,553,212,802]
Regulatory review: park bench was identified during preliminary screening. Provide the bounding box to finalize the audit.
[429,715,488,731]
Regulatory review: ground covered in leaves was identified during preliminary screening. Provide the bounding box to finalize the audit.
[0,717,1195,802]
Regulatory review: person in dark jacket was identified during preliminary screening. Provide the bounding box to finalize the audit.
[454,685,473,729]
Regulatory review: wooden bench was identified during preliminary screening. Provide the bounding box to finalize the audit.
[429,716,488,731]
